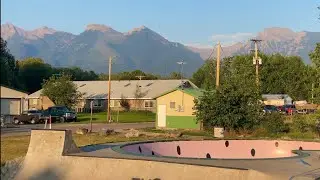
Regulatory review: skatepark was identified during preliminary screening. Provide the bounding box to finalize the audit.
[15,129,320,180]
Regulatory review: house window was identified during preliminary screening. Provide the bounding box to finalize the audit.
[30,99,38,105]
[110,100,115,107]
[144,101,154,108]
[170,102,176,109]
[110,100,121,107]
[93,99,102,107]
[115,100,120,107]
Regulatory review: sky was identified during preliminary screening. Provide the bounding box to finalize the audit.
[1,0,319,47]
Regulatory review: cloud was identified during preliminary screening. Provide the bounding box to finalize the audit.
[211,32,256,46]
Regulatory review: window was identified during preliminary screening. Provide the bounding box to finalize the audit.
[93,99,102,107]
[144,101,154,108]
[115,100,120,107]
[170,102,176,109]
[30,99,38,105]
[110,100,114,107]
[110,100,120,107]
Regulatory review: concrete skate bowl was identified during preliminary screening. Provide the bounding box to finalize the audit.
[118,140,320,159]
[15,130,320,180]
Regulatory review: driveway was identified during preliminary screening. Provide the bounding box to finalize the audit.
[0,122,155,137]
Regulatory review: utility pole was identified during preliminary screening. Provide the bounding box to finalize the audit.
[311,83,314,104]
[177,60,187,88]
[251,39,262,86]
[107,56,116,123]
[216,42,221,88]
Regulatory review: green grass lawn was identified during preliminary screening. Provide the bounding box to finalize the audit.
[76,111,155,123]
[0,133,174,165]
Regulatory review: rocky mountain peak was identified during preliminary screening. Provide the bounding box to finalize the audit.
[125,25,151,35]
[257,27,305,41]
[85,24,116,33]
[1,23,27,39]
[30,26,57,37]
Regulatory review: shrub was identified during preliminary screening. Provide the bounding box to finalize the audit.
[120,95,130,111]
[291,114,318,133]
[251,127,269,137]
[260,113,289,135]
[286,131,316,139]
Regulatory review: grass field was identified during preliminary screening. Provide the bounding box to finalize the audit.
[0,132,171,165]
[76,111,155,123]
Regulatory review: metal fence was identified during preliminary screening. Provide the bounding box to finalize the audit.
[1,115,14,127]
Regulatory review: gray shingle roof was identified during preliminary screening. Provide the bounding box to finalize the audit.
[28,80,198,99]
[262,94,291,100]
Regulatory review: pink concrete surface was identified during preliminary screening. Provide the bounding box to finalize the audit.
[121,140,320,159]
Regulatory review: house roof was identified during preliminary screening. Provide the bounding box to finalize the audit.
[181,88,203,98]
[28,80,198,99]
[0,86,28,98]
[155,87,203,99]
[262,94,291,100]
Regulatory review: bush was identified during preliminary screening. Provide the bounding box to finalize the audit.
[120,95,130,111]
[286,131,316,139]
[260,113,289,135]
[291,114,318,133]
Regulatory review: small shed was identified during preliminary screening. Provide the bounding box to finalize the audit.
[262,94,293,106]
[155,88,203,130]
[0,86,28,116]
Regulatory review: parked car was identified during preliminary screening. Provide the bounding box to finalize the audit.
[263,105,278,114]
[282,104,296,114]
[42,106,77,123]
[13,110,42,124]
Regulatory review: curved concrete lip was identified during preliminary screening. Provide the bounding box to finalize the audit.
[112,139,320,160]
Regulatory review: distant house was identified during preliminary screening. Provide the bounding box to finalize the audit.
[27,95,55,110]
[28,80,198,112]
[155,88,203,130]
[0,86,28,116]
[262,94,293,106]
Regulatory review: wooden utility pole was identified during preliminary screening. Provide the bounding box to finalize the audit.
[107,56,115,123]
[251,39,262,86]
[216,42,221,88]
[311,83,314,104]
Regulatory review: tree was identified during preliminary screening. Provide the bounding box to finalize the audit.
[42,74,83,108]
[194,56,263,131]
[18,57,53,93]
[0,38,19,88]
[260,54,309,100]
[98,70,159,80]
[120,94,130,111]
[309,43,320,103]
[53,67,99,81]
[168,72,182,79]
[191,59,216,89]
[133,84,148,109]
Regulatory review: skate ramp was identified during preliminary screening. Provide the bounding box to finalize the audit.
[15,130,319,180]
[120,140,320,159]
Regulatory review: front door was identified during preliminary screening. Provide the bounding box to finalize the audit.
[157,105,166,127]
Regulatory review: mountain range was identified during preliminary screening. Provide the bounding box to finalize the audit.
[188,27,320,64]
[1,23,203,76]
[1,23,319,76]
